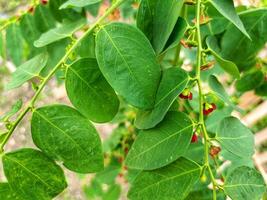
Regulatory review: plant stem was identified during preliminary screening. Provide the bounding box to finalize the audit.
[195,0,217,199]
[0,0,125,152]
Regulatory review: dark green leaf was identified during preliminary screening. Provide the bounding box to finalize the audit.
[216,117,254,159]
[206,36,240,78]
[31,104,104,173]
[126,112,193,170]
[137,0,184,54]
[2,148,67,200]
[34,18,86,47]
[225,166,266,200]
[66,58,119,123]
[6,23,24,66]
[255,82,267,97]
[162,17,187,54]
[6,53,48,90]
[34,4,56,32]
[60,0,101,9]
[135,67,188,129]
[128,157,201,200]
[236,70,264,92]
[220,8,267,71]
[210,0,250,39]
[95,22,161,109]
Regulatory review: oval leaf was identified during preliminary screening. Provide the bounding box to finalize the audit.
[216,116,254,159]
[6,53,48,90]
[128,157,201,200]
[0,183,22,200]
[225,166,266,200]
[135,67,188,129]
[210,0,250,39]
[31,104,104,173]
[206,36,240,79]
[2,148,67,200]
[235,70,264,92]
[137,0,184,54]
[95,23,161,109]
[34,18,86,47]
[126,112,193,170]
[66,58,119,123]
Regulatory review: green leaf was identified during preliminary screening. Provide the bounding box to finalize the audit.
[206,36,240,79]
[6,23,24,66]
[216,117,254,159]
[209,0,250,39]
[208,75,243,113]
[135,67,189,129]
[225,166,266,200]
[34,18,86,47]
[103,184,121,200]
[0,99,22,121]
[137,0,184,54]
[162,17,188,54]
[235,71,264,92]
[65,58,119,123]
[76,33,96,58]
[60,0,102,9]
[128,157,201,200]
[95,23,161,109]
[2,148,67,200]
[255,82,267,97]
[31,104,104,173]
[220,8,267,71]
[126,112,193,170]
[34,4,56,32]
[0,183,22,200]
[6,53,48,90]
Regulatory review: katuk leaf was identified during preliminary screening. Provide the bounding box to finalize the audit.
[60,0,101,9]
[31,104,104,173]
[126,112,193,170]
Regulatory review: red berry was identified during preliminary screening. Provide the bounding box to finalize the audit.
[179,89,192,100]
[211,103,217,110]
[209,146,221,158]
[28,6,34,13]
[191,134,198,143]
[188,92,193,100]
[41,0,48,5]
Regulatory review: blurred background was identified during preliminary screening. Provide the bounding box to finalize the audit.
[0,0,267,199]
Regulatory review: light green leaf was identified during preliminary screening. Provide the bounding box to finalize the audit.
[31,104,104,173]
[66,58,119,123]
[2,148,67,200]
[103,184,121,200]
[209,0,250,39]
[0,183,22,200]
[6,53,48,90]
[60,0,102,9]
[0,99,22,122]
[137,0,184,54]
[34,19,86,47]
[216,117,254,159]
[126,112,193,170]
[220,8,267,71]
[208,75,243,113]
[128,157,201,200]
[6,23,24,66]
[235,71,264,92]
[95,23,161,109]
[135,67,189,129]
[225,166,266,200]
[206,36,240,79]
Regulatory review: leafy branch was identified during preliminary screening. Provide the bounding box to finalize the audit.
[0,0,125,152]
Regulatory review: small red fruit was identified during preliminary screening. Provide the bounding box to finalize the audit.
[179,88,193,100]
[209,146,221,158]
[41,0,48,5]
[203,103,216,116]
[191,133,198,143]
